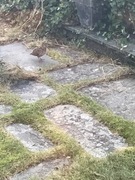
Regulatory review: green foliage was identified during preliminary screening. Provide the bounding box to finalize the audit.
[109,0,135,35]
[43,0,77,34]
[0,0,33,10]
[97,0,135,42]
[0,129,31,179]
[1,0,135,41]
[54,149,135,180]
[0,0,77,35]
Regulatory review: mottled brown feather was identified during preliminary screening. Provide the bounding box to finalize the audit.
[31,43,47,58]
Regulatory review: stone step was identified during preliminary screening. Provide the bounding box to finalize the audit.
[80,77,135,121]
[10,158,69,180]
[0,104,12,115]
[6,123,53,151]
[44,105,127,158]
[65,26,135,66]
[0,42,59,71]
[10,80,56,103]
[47,63,121,84]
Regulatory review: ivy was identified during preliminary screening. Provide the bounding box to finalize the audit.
[0,0,135,42]
[0,0,34,10]
[0,0,77,35]
[43,0,77,34]
[98,0,135,41]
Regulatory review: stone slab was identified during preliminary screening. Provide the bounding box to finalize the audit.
[6,123,53,151]
[81,77,135,121]
[44,105,127,158]
[0,42,59,71]
[65,26,135,66]
[48,63,120,84]
[10,80,56,103]
[0,105,12,115]
[10,158,69,180]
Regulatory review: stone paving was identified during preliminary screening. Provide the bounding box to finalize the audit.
[0,42,59,71]
[44,105,127,158]
[6,123,53,151]
[10,80,56,103]
[0,104,12,115]
[80,77,135,121]
[0,41,133,179]
[47,63,121,84]
[10,158,69,180]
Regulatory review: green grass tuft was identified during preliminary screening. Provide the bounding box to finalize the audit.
[0,129,32,180]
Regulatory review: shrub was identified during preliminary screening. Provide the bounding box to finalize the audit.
[0,0,77,35]
[98,0,135,40]
[0,0,135,40]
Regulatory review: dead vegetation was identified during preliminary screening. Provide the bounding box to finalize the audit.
[0,62,39,85]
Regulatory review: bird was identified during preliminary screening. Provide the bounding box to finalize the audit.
[30,42,47,61]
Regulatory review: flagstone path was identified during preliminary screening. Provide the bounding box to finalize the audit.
[0,41,133,179]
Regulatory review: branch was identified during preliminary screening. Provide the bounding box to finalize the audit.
[34,0,44,32]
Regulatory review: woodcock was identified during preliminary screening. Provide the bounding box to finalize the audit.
[31,42,47,60]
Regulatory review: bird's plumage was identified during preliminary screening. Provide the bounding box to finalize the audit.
[31,42,47,59]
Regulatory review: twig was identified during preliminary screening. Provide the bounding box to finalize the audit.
[21,1,39,29]
[34,0,44,32]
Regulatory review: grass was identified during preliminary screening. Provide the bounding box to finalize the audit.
[10,103,83,155]
[0,91,20,106]
[1,66,135,179]
[0,100,81,178]
[0,99,83,179]
[0,128,32,180]
[0,125,71,180]
[1,59,135,180]
[47,49,71,64]
[1,13,135,180]
[49,149,135,180]
[0,98,134,179]
[0,83,21,106]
